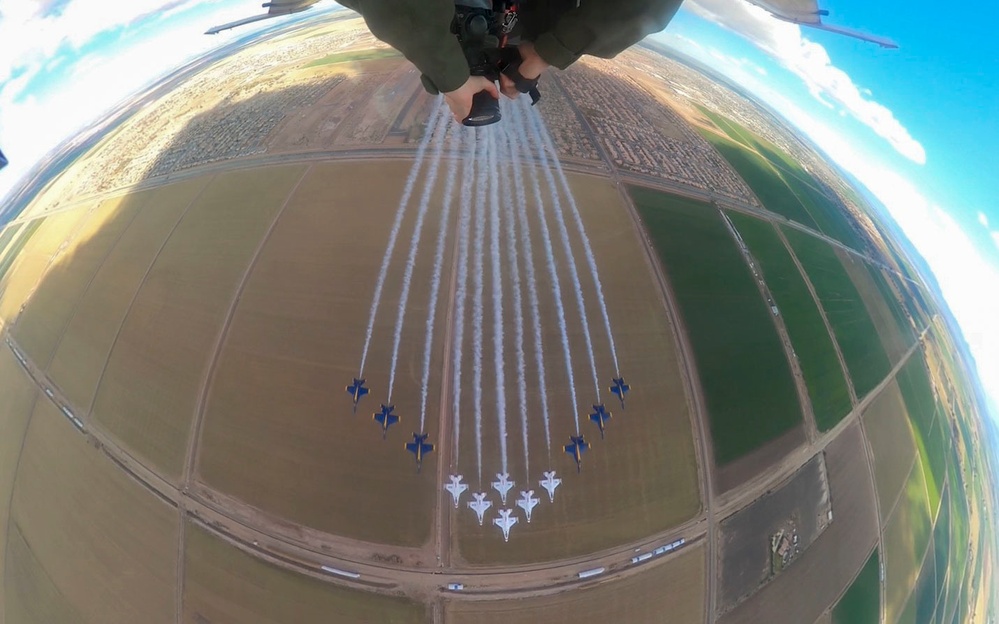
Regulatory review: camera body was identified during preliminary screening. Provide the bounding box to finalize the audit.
[452,0,540,126]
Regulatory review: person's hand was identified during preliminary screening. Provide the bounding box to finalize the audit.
[499,41,549,99]
[444,76,499,122]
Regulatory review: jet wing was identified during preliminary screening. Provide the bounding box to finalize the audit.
[744,0,898,48]
[205,0,321,35]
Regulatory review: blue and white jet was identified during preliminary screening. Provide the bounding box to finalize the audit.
[405,432,434,473]
[609,377,630,410]
[345,378,369,413]
[372,404,399,439]
[564,435,590,473]
[589,404,612,439]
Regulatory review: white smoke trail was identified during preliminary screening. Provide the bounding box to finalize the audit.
[510,101,580,434]
[472,127,488,484]
[523,100,601,404]
[497,106,530,478]
[452,129,476,464]
[387,115,449,401]
[525,104,621,376]
[488,128,509,476]
[358,100,446,375]
[505,105,552,460]
[418,126,463,431]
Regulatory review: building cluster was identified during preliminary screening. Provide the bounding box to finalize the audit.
[552,61,757,203]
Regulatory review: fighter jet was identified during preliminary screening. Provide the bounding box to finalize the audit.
[609,377,630,410]
[491,473,514,505]
[744,0,897,47]
[0,148,7,170]
[205,0,322,35]
[404,432,433,473]
[564,435,590,473]
[345,378,369,413]
[539,471,561,503]
[445,475,468,508]
[516,490,540,523]
[493,508,519,542]
[372,404,399,439]
[589,404,612,439]
[468,492,492,525]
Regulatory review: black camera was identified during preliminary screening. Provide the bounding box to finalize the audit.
[452,0,541,126]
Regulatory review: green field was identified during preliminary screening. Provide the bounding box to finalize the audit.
[0,220,39,284]
[884,458,933,623]
[895,354,946,514]
[865,262,918,344]
[303,48,400,68]
[728,212,852,430]
[832,548,880,624]
[0,222,24,261]
[783,227,891,400]
[183,522,426,623]
[630,186,801,464]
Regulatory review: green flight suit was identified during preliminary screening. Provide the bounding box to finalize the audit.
[337,0,684,93]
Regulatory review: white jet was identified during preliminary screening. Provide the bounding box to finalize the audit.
[468,492,492,526]
[445,475,468,508]
[493,508,519,542]
[539,470,561,503]
[516,490,540,523]
[491,472,514,505]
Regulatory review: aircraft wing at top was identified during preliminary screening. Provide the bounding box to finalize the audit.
[205,0,321,35]
[744,0,898,48]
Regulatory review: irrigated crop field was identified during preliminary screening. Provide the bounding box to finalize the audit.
[832,548,880,624]
[783,227,891,400]
[727,212,852,431]
[630,186,801,467]
[9,398,178,624]
[183,521,427,623]
[717,423,878,624]
[445,544,705,624]
[92,164,306,482]
[895,352,947,515]
[883,458,933,623]
[46,178,208,410]
[862,380,918,516]
[835,248,910,363]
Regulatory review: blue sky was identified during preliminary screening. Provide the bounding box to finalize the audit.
[0,0,996,420]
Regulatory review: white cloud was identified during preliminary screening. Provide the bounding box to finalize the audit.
[980,211,990,228]
[684,0,926,164]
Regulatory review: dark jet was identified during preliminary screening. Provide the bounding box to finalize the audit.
[589,404,612,439]
[205,0,322,35]
[372,404,399,439]
[609,377,630,410]
[564,435,590,473]
[0,149,7,170]
[345,378,369,413]
[405,432,434,473]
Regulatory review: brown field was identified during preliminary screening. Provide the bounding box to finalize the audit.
[718,453,832,611]
[454,170,699,564]
[862,379,918,518]
[4,524,83,623]
[883,459,932,623]
[9,398,178,623]
[195,160,440,546]
[445,544,705,624]
[0,347,38,610]
[92,165,306,481]
[717,422,878,624]
[183,521,427,624]
[13,195,141,367]
[0,208,90,322]
[47,178,209,409]
[837,249,907,363]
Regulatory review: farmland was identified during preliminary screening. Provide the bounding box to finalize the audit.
[92,164,306,482]
[630,185,801,466]
[10,398,178,623]
[454,172,699,564]
[47,178,208,410]
[835,248,910,363]
[727,212,852,431]
[862,380,918,516]
[832,548,880,624]
[445,544,705,624]
[783,227,891,400]
[883,459,933,623]
[717,423,878,624]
